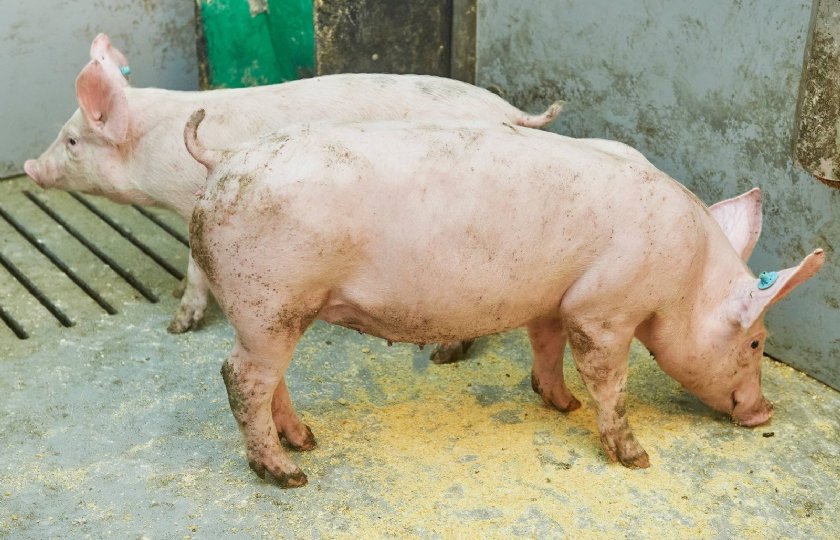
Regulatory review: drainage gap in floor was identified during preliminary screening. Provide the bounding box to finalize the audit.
[0,178,187,341]
[0,203,117,316]
[24,191,160,303]
[0,248,75,328]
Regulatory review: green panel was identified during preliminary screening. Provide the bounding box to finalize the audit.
[198,0,315,88]
[265,0,316,81]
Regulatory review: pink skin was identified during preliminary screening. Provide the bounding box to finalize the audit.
[22,33,564,336]
[185,113,823,486]
[89,33,130,83]
[22,35,563,456]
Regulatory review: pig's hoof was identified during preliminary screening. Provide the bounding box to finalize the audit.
[167,318,194,334]
[167,310,204,334]
[282,424,317,452]
[248,461,309,488]
[267,469,309,489]
[531,373,581,412]
[600,431,650,469]
[555,395,582,412]
[430,340,475,364]
[618,449,650,469]
[539,392,583,412]
[606,437,650,469]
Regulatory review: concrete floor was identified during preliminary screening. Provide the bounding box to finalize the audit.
[1,297,839,538]
[1,180,839,538]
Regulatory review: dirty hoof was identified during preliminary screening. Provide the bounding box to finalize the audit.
[430,339,475,364]
[531,373,581,412]
[167,309,203,334]
[601,432,650,469]
[267,469,308,489]
[249,460,308,488]
[282,424,317,452]
[555,395,582,412]
[618,449,650,469]
[167,317,196,334]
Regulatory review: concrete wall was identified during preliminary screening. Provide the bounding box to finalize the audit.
[477,0,840,388]
[0,1,198,178]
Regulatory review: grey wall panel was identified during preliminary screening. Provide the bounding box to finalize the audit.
[0,1,198,178]
[477,0,840,388]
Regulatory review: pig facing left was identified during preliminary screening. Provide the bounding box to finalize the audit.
[22,33,563,350]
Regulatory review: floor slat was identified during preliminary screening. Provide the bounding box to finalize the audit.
[0,177,190,342]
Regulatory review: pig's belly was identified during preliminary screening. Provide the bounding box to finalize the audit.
[317,282,563,344]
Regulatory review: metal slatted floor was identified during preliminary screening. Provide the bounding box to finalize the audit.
[0,176,189,344]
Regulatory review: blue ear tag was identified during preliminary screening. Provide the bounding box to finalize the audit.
[120,65,131,77]
[757,271,779,290]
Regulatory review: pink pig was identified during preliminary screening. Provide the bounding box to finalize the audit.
[22,34,562,340]
[184,110,823,488]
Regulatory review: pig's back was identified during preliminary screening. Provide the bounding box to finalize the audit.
[211,73,527,124]
[133,73,547,159]
[145,73,529,134]
[198,122,706,341]
[128,75,542,214]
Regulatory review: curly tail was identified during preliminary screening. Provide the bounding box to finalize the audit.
[516,100,566,129]
[184,109,221,170]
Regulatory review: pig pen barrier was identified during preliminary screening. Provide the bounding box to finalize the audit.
[0,176,188,341]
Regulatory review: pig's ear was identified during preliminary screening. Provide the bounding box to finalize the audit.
[90,33,130,84]
[709,188,762,261]
[76,59,130,144]
[728,249,825,328]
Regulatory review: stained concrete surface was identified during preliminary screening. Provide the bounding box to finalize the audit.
[2,287,839,538]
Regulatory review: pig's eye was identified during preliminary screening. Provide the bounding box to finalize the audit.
[750,340,760,349]
[67,137,77,146]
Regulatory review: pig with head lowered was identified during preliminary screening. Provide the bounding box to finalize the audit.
[22,33,563,353]
[183,109,823,487]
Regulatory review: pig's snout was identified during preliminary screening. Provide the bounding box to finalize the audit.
[24,159,51,188]
[732,394,774,427]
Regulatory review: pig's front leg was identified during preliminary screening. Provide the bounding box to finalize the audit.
[272,377,317,451]
[221,335,308,488]
[567,321,649,469]
[429,340,475,364]
[527,317,581,411]
[168,252,210,333]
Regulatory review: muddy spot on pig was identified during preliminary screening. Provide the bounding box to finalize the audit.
[189,206,217,283]
[456,128,482,147]
[267,133,291,146]
[324,143,358,166]
[566,322,597,355]
[413,79,468,97]
[266,306,321,338]
[222,172,260,212]
[220,358,248,419]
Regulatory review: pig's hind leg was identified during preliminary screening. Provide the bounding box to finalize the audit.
[566,320,650,469]
[272,377,317,451]
[221,329,310,488]
[168,252,210,333]
[527,317,581,412]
